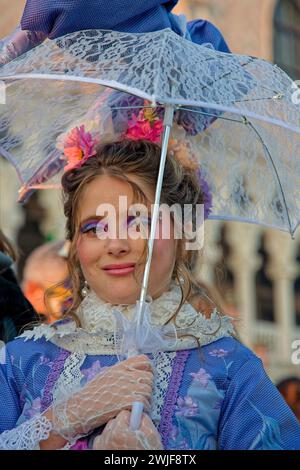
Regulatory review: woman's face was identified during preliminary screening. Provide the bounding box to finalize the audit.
[76,174,177,304]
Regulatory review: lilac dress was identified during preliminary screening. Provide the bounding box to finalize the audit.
[0,319,299,450]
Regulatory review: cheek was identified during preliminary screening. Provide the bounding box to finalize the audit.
[76,236,101,269]
[153,237,176,269]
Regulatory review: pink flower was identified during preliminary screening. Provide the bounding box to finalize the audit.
[63,125,98,171]
[125,109,163,143]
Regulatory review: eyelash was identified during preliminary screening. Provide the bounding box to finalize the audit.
[80,216,153,235]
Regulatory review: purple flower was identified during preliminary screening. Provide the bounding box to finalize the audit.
[209,349,228,358]
[175,396,199,417]
[190,368,211,387]
[82,360,103,382]
[195,168,213,220]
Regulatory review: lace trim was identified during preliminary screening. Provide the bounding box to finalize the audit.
[41,349,71,413]
[151,351,177,427]
[49,310,233,354]
[19,320,77,342]
[0,414,52,450]
[159,350,190,448]
[52,352,86,402]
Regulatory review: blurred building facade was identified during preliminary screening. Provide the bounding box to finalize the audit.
[175,0,300,381]
[1,0,300,380]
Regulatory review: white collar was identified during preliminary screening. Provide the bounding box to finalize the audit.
[20,282,234,354]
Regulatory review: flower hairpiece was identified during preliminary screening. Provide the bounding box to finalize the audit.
[63,125,99,171]
[125,106,213,219]
[62,108,213,219]
[125,107,164,143]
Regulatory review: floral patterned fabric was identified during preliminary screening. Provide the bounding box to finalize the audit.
[1,334,300,450]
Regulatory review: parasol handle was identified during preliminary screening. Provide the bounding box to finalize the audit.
[129,106,175,432]
[129,402,144,431]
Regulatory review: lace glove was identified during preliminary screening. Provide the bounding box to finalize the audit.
[92,410,163,450]
[0,414,52,450]
[52,355,154,441]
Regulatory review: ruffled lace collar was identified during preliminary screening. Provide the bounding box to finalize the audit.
[78,283,199,332]
[20,282,234,354]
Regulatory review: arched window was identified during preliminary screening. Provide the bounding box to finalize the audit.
[255,234,275,322]
[274,0,300,79]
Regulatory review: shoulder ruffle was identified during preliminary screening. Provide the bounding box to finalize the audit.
[19,318,76,342]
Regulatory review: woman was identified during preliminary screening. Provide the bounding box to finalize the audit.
[0,139,299,450]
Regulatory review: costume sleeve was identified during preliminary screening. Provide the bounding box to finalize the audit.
[218,356,300,450]
[0,25,46,65]
[0,345,52,450]
[187,19,230,53]
[21,1,176,39]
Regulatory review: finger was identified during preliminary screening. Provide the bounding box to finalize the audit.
[135,375,153,386]
[132,371,154,385]
[140,413,157,430]
[127,380,152,393]
[123,357,153,372]
[131,394,151,413]
[93,435,104,449]
[115,410,131,424]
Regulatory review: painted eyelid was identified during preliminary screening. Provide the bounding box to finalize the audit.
[80,220,107,233]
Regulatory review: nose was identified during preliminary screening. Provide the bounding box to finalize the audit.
[106,237,130,257]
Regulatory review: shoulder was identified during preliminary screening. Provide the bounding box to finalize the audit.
[17,317,77,342]
[188,336,262,383]
[203,336,257,361]
[2,318,75,367]
[187,19,230,53]
[203,336,260,368]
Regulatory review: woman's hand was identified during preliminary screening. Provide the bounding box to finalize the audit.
[92,410,163,450]
[52,355,154,441]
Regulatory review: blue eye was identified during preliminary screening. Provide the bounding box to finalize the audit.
[80,220,108,236]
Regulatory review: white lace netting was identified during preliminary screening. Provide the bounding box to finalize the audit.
[0,414,52,450]
[51,353,86,443]
[51,349,175,436]
[0,28,299,232]
[19,282,234,354]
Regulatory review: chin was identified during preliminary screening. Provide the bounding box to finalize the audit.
[94,281,141,305]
